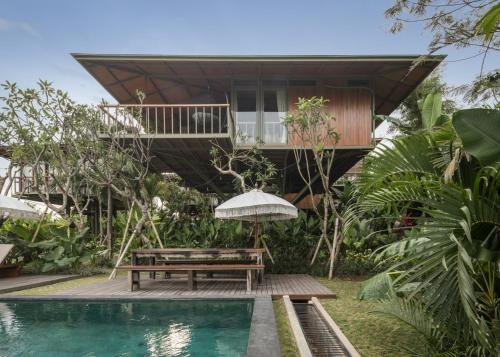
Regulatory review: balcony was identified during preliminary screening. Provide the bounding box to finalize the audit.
[11,175,65,203]
[98,104,232,139]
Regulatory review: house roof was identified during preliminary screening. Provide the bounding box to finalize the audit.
[73,54,445,115]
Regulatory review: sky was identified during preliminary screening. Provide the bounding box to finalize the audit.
[0,0,496,172]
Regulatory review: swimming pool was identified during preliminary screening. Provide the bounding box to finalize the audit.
[0,299,253,357]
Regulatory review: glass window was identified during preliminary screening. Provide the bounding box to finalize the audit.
[234,84,287,145]
[263,89,287,144]
[235,90,257,144]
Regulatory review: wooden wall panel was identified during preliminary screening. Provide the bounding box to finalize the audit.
[287,87,372,147]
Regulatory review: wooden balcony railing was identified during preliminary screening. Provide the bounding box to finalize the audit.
[12,176,63,195]
[98,104,232,137]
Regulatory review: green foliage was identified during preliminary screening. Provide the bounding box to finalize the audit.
[347,106,500,355]
[452,108,500,165]
[474,3,500,42]
[335,250,392,277]
[387,72,456,134]
[375,298,455,356]
[0,81,102,225]
[357,272,395,300]
[385,1,499,103]
[419,92,445,129]
[262,210,326,275]
[0,218,108,275]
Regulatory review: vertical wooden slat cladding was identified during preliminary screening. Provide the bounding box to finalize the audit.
[288,87,372,147]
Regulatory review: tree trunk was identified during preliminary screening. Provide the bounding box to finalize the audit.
[106,185,113,258]
[328,217,340,279]
[98,195,104,243]
[1,164,14,195]
[31,206,49,243]
[109,209,147,279]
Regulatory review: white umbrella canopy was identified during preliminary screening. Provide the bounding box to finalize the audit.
[215,189,298,222]
[215,189,298,263]
[0,195,39,220]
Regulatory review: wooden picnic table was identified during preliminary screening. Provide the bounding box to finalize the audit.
[128,248,265,291]
[131,248,264,263]
[119,264,264,292]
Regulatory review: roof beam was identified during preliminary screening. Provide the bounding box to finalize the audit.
[106,74,143,87]
[165,62,194,100]
[159,150,226,197]
[133,64,170,104]
[105,67,136,102]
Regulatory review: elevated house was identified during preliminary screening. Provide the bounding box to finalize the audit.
[11,54,444,207]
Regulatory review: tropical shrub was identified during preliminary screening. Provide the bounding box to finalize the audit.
[262,210,328,275]
[334,249,391,276]
[346,99,499,355]
[0,218,109,275]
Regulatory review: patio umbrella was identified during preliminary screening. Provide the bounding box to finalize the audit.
[0,195,39,220]
[215,189,298,262]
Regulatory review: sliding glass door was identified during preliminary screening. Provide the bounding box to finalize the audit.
[235,89,257,144]
[234,82,287,145]
[263,88,287,144]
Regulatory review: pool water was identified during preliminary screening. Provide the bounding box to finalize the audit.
[0,299,253,357]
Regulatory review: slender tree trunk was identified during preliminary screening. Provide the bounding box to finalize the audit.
[1,164,14,195]
[253,221,260,248]
[106,185,113,258]
[117,201,134,261]
[310,196,333,265]
[147,210,164,249]
[328,217,340,279]
[109,210,147,279]
[98,195,104,244]
[31,206,49,243]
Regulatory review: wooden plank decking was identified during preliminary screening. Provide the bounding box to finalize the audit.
[57,274,335,300]
[0,275,79,294]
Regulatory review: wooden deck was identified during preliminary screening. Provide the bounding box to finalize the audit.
[57,274,335,300]
[0,275,78,294]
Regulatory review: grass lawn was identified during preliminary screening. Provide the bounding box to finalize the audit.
[273,299,299,357]
[316,277,424,357]
[273,277,424,357]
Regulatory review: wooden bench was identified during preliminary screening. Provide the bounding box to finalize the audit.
[118,264,265,292]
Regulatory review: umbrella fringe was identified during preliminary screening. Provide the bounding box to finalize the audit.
[215,204,297,221]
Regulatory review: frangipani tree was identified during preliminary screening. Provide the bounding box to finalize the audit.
[0,80,99,234]
[283,97,342,279]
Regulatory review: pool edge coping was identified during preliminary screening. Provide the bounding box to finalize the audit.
[247,296,281,357]
[0,294,257,300]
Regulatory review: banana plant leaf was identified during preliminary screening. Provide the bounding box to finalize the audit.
[452,108,500,165]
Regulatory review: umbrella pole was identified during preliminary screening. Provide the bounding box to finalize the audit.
[254,218,260,248]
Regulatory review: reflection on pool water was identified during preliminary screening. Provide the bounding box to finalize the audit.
[0,299,253,356]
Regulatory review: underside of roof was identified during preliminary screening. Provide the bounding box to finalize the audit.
[73,54,445,115]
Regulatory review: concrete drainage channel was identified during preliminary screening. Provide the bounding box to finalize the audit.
[283,296,360,357]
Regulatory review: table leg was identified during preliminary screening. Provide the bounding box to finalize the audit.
[246,270,252,292]
[257,253,264,283]
[187,270,197,290]
[149,257,156,279]
[128,271,133,291]
[131,270,140,291]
